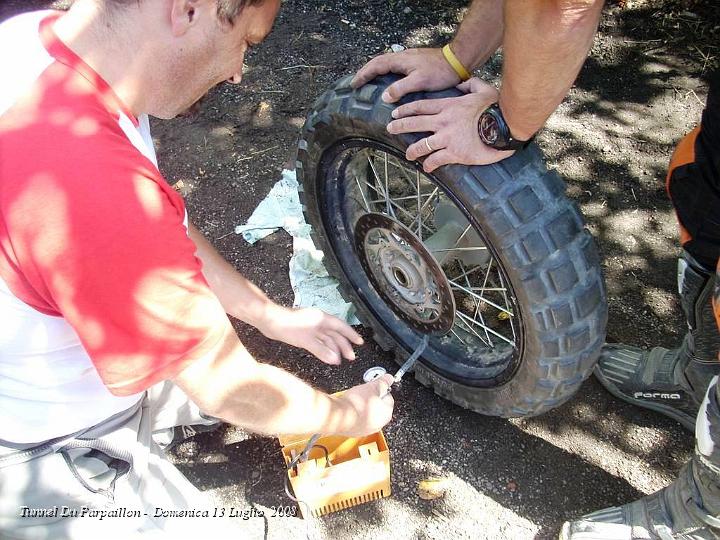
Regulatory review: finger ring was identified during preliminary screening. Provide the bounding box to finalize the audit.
[424,138,433,153]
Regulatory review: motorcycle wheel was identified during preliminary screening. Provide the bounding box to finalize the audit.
[296,75,607,417]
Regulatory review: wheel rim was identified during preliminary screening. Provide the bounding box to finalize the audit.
[318,139,525,386]
[355,212,456,335]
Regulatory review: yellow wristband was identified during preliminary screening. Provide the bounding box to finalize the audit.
[442,44,471,82]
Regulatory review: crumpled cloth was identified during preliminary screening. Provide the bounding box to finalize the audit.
[235,169,360,325]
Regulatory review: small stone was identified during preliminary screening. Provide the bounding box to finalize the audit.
[417,477,449,500]
[403,6,412,14]
[390,44,406,53]
[175,440,199,459]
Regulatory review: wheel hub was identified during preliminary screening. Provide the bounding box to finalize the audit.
[354,213,455,335]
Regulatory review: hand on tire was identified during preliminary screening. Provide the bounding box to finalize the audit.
[351,48,461,103]
[333,374,395,436]
[386,78,515,171]
[258,304,363,365]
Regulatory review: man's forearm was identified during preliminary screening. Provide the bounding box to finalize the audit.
[499,0,603,140]
[188,223,273,327]
[228,362,358,435]
[451,0,504,72]
[173,323,358,436]
[182,354,353,436]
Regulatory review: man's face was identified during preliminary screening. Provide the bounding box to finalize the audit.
[159,0,280,119]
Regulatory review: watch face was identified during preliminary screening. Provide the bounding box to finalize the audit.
[479,112,499,145]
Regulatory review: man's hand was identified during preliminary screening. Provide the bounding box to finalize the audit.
[351,48,460,104]
[258,304,364,365]
[333,374,395,436]
[386,78,514,172]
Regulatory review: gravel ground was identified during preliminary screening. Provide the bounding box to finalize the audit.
[2,1,718,538]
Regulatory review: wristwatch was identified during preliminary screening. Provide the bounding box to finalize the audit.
[478,103,534,151]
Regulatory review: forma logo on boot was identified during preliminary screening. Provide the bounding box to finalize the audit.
[633,392,682,400]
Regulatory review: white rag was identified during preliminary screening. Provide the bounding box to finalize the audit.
[235,169,360,325]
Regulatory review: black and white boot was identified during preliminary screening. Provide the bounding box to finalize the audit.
[560,377,720,540]
[594,252,720,431]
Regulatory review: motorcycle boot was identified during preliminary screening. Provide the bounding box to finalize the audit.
[559,377,720,540]
[594,252,720,431]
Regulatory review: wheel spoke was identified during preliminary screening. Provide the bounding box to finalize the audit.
[450,327,470,347]
[448,279,514,317]
[450,264,484,282]
[384,151,390,217]
[367,155,395,219]
[416,169,422,238]
[452,224,472,250]
[458,260,493,347]
[354,175,371,212]
[473,259,494,322]
[389,154,423,192]
[367,149,440,239]
[497,270,518,343]
[456,311,516,347]
[364,153,440,235]
[454,314,491,347]
[431,246,488,253]
[382,197,437,237]
[419,187,440,216]
[367,193,438,205]
[462,287,507,292]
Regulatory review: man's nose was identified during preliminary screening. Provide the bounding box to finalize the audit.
[227,72,242,85]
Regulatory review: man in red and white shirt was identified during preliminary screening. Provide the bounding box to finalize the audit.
[0,1,394,537]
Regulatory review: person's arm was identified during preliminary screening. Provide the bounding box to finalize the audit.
[188,223,363,365]
[172,318,394,437]
[498,0,604,140]
[386,0,604,170]
[187,223,272,326]
[449,0,504,74]
[351,0,503,102]
[181,230,393,436]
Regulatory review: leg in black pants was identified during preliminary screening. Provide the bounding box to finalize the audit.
[562,72,720,539]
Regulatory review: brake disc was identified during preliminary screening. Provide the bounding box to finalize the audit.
[354,213,455,336]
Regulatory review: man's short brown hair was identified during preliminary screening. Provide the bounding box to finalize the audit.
[214,0,267,23]
[106,0,266,24]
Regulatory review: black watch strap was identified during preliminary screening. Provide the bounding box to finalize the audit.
[478,103,534,151]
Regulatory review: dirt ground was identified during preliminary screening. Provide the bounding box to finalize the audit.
[2,1,719,538]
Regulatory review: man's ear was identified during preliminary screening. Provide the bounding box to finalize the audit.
[169,0,202,37]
